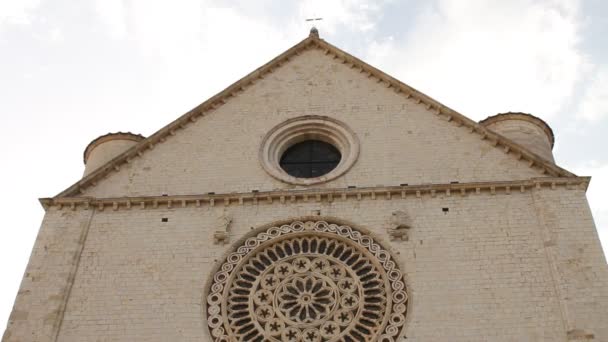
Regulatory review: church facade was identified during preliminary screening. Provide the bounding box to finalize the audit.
[4,30,608,341]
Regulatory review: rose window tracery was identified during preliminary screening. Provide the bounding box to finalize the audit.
[206,221,408,342]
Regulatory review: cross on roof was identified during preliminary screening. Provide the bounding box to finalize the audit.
[306,17,323,37]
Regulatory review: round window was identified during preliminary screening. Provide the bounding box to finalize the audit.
[205,220,409,341]
[259,116,359,185]
[279,140,342,178]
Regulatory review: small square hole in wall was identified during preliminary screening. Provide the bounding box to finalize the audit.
[161,218,169,222]
[442,208,449,214]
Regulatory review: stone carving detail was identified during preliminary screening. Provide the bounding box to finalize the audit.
[213,213,232,245]
[388,211,410,241]
[206,221,408,341]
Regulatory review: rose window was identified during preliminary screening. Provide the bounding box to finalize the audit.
[275,273,338,324]
[206,221,408,342]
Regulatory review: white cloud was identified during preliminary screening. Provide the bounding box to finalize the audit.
[43,26,63,43]
[576,66,608,122]
[94,0,391,103]
[92,0,390,81]
[298,0,386,34]
[126,0,205,59]
[91,0,308,113]
[94,0,127,39]
[0,0,42,26]
[365,0,589,121]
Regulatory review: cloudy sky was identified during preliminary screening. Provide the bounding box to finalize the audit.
[1,0,607,329]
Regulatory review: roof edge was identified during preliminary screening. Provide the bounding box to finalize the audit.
[55,33,577,198]
[55,35,318,197]
[309,39,573,176]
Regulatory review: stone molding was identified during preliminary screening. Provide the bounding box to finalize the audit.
[41,177,590,211]
[259,115,360,185]
[55,33,575,198]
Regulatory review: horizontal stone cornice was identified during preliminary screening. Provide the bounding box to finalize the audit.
[41,177,590,211]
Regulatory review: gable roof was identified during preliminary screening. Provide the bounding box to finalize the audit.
[56,30,576,198]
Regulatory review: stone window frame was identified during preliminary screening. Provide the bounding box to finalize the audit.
[259,115,360,185]
[204,219,409,341]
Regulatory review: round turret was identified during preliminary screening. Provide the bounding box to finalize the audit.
[83,132,145,176]
[480,112,555,162]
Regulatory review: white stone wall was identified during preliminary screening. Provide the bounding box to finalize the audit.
[3,188,597,341]
[532,188,608,340]
[3,208,94,342]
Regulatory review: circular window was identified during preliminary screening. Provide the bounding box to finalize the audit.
[279,140,341,178]
[205,221,408,341]
[260,116,359,185]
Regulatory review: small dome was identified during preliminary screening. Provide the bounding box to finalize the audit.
[480,112,555,162]
[83,132,145,176]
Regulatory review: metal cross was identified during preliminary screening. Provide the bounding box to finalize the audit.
[305,17,323,23]
[306,17,323,36]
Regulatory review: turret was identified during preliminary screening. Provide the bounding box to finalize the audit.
[480,112,555,162]
[83,132,145,176]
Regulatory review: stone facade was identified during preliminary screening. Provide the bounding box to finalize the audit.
[3,32,607,341]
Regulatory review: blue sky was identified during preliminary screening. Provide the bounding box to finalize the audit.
[1,0,607,329]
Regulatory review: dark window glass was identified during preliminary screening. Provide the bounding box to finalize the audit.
[280,140,341,178]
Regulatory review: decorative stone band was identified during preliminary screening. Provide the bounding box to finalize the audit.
[41,177,590,211]
[205,220,408,341]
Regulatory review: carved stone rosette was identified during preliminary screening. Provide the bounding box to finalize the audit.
[206,221,408,341]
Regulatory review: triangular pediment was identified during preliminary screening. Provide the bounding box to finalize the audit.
[56,33,575,199]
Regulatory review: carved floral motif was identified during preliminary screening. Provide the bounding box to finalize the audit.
[206,221,408,341]
[388,211,411,241]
